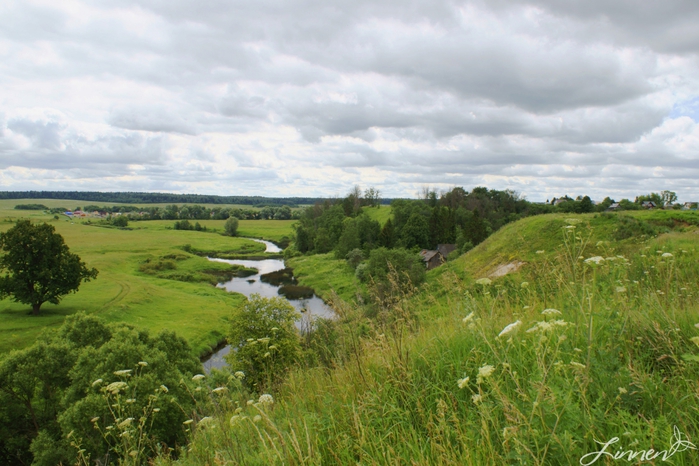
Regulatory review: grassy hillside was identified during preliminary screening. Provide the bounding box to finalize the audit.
[0,204,294,356]
[157,210,699,465]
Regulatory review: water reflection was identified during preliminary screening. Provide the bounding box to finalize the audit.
[203,251,334,371]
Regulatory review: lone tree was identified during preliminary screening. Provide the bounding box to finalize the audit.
[0,220,98,315]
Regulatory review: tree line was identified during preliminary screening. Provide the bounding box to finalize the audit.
[0,191,333,206]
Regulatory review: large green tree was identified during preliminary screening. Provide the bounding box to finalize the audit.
[0,220,98,315]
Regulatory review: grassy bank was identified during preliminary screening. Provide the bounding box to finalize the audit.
[157,211,699,465]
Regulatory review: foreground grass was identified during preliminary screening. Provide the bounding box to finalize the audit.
[0,206,292,356]
[158,211,699,465]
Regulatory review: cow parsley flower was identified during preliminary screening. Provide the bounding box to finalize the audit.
[690,336,699,347]
[213,387,228,394]
[541,308,561,316]
[462,312,475,323]
[477,364,495,383]
[498,320,521,338]
[472,394,483,404]
[570,361,586,369]
[457,377,470,389]
[253,415,262,423]
[662,252,673,258]
[192,374,205,381]
[259,394,274,405]
[234,371,245,379]
[584,256,604,265]
[92,378,103,387]
[476,278,492,286]
[113,369,132,376]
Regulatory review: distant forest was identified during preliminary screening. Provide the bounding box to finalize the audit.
[0,191,383,207]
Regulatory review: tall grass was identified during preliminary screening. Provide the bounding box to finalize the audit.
[156,221,699,465]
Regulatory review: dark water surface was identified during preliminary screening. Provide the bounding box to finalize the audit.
[202,238,333,371]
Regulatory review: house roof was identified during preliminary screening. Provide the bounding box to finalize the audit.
[419,249,440,262]
[437,244,457,256]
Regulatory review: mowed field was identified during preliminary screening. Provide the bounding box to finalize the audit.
[0,200,295,356]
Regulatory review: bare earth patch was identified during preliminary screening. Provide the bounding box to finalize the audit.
[489,261,525,278]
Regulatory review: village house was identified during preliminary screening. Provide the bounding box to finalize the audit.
[419,249,444,270]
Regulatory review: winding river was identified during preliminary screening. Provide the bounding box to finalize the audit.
[202,238,334,371]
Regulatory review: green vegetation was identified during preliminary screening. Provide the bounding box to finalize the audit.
[153,210,699,465]
[225,295,301,390]
[0,204,292,356]
[0,221,98,315]
[0,312,203,465]
[224,217,239,236]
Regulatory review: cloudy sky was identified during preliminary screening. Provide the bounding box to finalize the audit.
[1,0,699,201]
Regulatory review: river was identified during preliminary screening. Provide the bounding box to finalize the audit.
[202,238,334,371]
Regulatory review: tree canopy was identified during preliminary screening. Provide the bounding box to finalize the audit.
[0,220,98,315]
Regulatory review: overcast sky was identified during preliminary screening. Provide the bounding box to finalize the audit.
[1,0,699,201]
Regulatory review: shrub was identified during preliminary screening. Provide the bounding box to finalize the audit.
[225,295,301,390]
[224,217,239,236]
[346,248,365,269]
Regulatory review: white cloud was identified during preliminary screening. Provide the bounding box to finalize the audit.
[1,0,699,200]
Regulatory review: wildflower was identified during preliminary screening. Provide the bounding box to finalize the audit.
[264,352,271,358]
[118,418,134,428]
[247,399,254,405]
[472,394,483,404]
[183,419,193,425]
[192,374,205,381]
[257,337,271,344]
[153,408,160,413]
[198,416,214,427]
[91,417,100,423]
[259,394,274,405]
[476,278,492,286]
[271,327,279,331]
[138,361,148,367]
[541,308,561,316]
[113,369,132,376]
[160,384,169,393]
[662,252,673,258]
[92,378,103,387]
[694,323,699,329]
[498,320,521,338]
[230,415,240,426]
[584,256,604,265]
[457,377,470,389]
[235,407,243,414]
[615,286,626,293]
[234,371,245,379]
[618,387,628,395]
[106,381,128,394]
[213,387,228,394]
[570,361,586,369]
[253,415,262,423]
[195,386,202,392]
[690,336,699,347]
[462,312,475,323]
[477,364,495,384]
[246,338,254,342]
[125,398,135,404]
[520,282,529,288]
[536,250,545,254]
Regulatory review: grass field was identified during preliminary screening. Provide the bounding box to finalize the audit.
[0,201,296,356]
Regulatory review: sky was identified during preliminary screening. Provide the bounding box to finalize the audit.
[1,0,699,202]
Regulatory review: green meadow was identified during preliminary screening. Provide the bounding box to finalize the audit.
[0,201,295,356]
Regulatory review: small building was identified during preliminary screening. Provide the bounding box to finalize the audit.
[641,201,656,209]
[437,244,457,258]
[682,202,698,211]
[419,249,445,270]
[606,202,621,211]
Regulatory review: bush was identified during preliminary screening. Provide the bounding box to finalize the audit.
[360,247,426,296]
[225,295,301,390]
[111,215,129,227]
[346,248,365,269]
[224,217,239,236]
